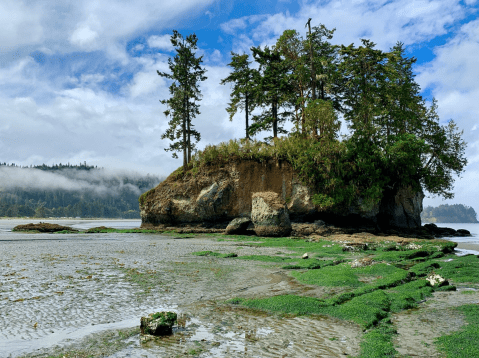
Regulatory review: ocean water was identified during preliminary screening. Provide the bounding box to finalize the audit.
[433,223,479,255]
[0,218,141,233]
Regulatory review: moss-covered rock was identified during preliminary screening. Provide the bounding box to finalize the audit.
[140,311,177,336]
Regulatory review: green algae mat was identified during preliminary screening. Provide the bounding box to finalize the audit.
[192,235,479,357]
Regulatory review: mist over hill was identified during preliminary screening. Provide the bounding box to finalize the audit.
[0,163,163,218]
[421,204,478,223]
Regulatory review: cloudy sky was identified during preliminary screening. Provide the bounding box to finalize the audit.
[0,0,478,212]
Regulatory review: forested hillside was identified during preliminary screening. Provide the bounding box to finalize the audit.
[421,204,478,223]
[0,163,162,218]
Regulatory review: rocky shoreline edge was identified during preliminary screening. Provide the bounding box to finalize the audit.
[13,220,471,240]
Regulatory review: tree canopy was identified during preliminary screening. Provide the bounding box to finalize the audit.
[167,22,467,211]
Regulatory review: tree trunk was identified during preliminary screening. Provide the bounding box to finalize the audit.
[182,115,187,171]
[306,19,316,101]
[272,102,278,138]
[187,97,191,163]
[245,93,250,139]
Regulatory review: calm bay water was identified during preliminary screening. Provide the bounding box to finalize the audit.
[433,223,479,243]
[0,218,142,233]
[433,223,479,255]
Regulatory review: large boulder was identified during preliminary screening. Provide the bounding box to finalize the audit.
[251,192,292,237]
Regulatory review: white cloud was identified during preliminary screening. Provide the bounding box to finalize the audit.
[0,0,43,47]
[222,0,467,51]
[147,34,174,51]
[70,24,100,49]
[130,70,165,98]
[209,49,223,63]
[220,15,268,35]
[0,0,215,62]
[416,19,479,93]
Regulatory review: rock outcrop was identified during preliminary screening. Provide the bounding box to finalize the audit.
[140,160,304,226]
[251,192,292,237]
[140,159,425,230]
[378,186,424,229]
[225,217,252,235]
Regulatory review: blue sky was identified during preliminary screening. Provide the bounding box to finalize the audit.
[0,0,478,214]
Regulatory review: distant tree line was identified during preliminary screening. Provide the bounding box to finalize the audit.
[0,162,98,170]
[0,164,162,218]
[421,204,478,223]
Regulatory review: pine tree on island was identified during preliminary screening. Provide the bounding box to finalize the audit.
[157,30,207,172]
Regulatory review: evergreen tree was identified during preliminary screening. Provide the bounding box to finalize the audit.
[337,39,467,202]
[157,30,207,171]
[275,23,338,138]
[304,99,340,141]
[250,46,293,139]
[275,29,310,135]
[221,52,258,139]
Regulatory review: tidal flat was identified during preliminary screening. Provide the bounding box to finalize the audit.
[1,224,479,357]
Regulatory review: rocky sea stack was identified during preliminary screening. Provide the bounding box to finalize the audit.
[139,159,424,234]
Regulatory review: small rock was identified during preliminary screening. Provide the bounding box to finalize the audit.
[426,272,448,287]
[302,253,309,259]
[140,311,177,336]
[225,217,251,235]
[405,243,422,250]
[342,243,367,252]
[457,229,471,237]
[350,258,374,268]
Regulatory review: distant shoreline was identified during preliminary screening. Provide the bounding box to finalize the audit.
[0,217,141,221]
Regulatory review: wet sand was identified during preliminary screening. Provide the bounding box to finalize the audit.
[456,242,479,252]
[0,233,362,357]
[1,231,478,357]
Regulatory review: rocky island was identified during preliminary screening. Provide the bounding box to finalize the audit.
[139,152,469,239]
[140,158,423,228]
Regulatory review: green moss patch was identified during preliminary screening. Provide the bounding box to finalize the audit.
[282,258,323,270]
[386,279,434,312]
[436,304,479,357]
[323,290,390,329]
[359,320,398,358]
[291,263,364,287]
[434,254,479,283]
[226,295,327,315]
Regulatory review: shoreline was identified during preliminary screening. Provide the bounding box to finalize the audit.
[456,242,479,252]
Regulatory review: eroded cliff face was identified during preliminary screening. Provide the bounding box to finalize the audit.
[140,159,424,229]
[140,160,310,226]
